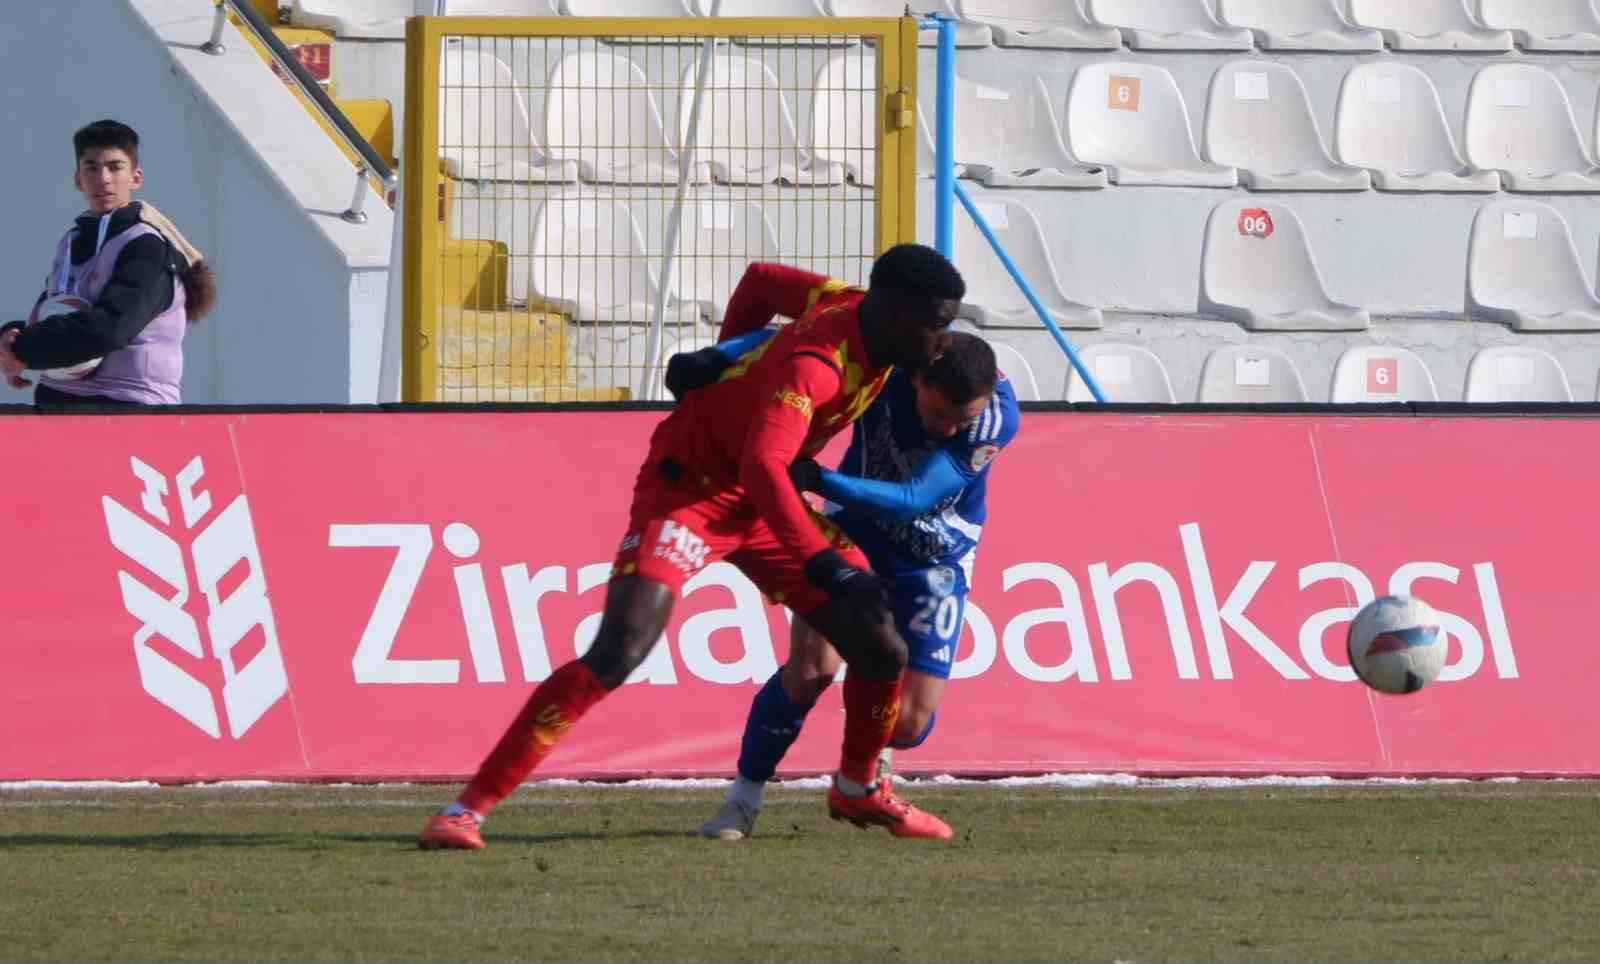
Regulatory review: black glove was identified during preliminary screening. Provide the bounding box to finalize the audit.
[805,548,890,612]
[664,346,735,400]
[788,457,823,494]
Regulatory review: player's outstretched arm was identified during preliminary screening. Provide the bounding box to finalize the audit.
[664,327,775,399]
[797,449,970,523]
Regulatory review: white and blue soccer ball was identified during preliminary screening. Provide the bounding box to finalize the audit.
[1347,595,1446,695]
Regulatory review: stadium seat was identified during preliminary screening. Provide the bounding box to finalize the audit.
[1478,0,1600,51]
[985,340,1043,402]
[1203,62,1370,191]
[670,198,782,323]
[1200,200,1369,331]
[680,52,844,185]
[441,49,579,183]
[1466,201,1600,331]
[1064,343,1177,402]
[545,52,702,185]
[1214,0,1382,50]
[1329,346,1440,402]
[1346,0,1514,50]
[1464,65,1600,193]
[289,0,409,38]
[951,0,1123,49]
[810,51,883,186]
[700,0,823,13]
[529,198,700,324]
[953,76,1107,189]
[954,198,1102,330]
[825,0,993,47]
[1197,345,1310,402]
[1464,346,1574,401]
[1084,0,1253,49]
[1334,64,1500,193]
[1066,63,1237,187]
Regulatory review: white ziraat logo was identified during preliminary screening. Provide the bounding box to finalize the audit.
[102,456,289,739]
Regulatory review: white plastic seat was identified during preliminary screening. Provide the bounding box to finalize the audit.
[1464,347,1574,401]
[700,0,824,12]
[1334,64,1500,193]
[954,76,1106,189]
[563,0,693,13]
[441,50,578,183]
[1478,0,1600,50]
[681,53,843,186]
[529,198,700,325]
[1466,201,1600,331]
[1203,62,1369,191]
[1200,200,1368,331]
[809,51,880,186]
[1085,0,1253,49]
[1198,346,1309,402]
[955,198,1102,330]
[545,52,704,186]
[825,0,993,47]
[1347,0,1513,50]
[1465,65,1600,193]
[1215,0,1382,50]
[1329,346,1439,402]
[952,0,1122,49]
[671,198,782,322]
[289,0,410,38]
[1066,63,1237,187]
[1065,343,1177,402]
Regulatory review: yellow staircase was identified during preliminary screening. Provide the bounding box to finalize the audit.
[239,3,618,401]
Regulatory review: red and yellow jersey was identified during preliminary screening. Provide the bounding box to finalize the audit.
[648,263,895,562]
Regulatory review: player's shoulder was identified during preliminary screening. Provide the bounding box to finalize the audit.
[971,378,1021,446]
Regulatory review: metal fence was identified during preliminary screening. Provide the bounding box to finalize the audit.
[403,15,919,402]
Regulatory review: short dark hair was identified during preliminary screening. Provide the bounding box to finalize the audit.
[869,243,966,304]
[74,120,140,166]
[922,331,997,406]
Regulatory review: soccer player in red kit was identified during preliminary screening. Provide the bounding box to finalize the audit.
[419,244,965,849]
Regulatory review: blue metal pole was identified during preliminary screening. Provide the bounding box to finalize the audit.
[934,16,955,258]
[952,182,1107,403]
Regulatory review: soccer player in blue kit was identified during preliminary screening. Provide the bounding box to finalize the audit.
[674,329,1021,840]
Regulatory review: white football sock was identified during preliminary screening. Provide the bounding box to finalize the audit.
[833,773,873,797]
[441,802,485,825]
[727,776,765,811]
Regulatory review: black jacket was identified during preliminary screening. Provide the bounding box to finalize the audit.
[12,202,184,371]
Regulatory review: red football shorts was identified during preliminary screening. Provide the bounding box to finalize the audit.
[612,452,867,615]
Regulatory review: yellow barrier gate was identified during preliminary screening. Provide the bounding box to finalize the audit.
[403,15,919,402]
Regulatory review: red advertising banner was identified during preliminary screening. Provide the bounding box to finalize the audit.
[0,410,1591,781]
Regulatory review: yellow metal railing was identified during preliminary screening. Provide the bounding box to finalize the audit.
[403,15,919,402]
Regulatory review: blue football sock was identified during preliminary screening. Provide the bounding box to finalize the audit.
[889,710,937,750]
[736,671,816,783]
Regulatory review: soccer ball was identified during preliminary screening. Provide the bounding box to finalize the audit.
[26,294,102,381]
[1346,595,1446,695]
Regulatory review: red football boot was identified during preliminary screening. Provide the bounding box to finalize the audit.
[827,779,953,840]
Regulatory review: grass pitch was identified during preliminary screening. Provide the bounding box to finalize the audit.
[2,780,1597,961]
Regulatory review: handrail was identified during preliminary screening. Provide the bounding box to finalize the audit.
[204,0,398,223]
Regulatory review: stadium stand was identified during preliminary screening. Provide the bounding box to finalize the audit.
[952,75,1106,189]
[1214,0,1383,51]
[1066,62,1237,187]
[1333,64,1499,192]
[1464,64,1600,193]
[1200,200,1369,331]
[953,0,1122,50]
[1464,346,1576,401]
[1467,201,1600,332]
[1084,0,1253,50]
[1329,345,1440,402]
[1202,61,1369,191]
[290,0,413,37]
[442,48,579,182]
[1197,345,1310,402]
[680,51,844,185]
[670,198,782,323]
[954,198,1102,330]
[1345,0,1514,51]
[546,51,700,184]
[1477,0,1600,51]
[1064,343,1177,402]
[826,0,992,47]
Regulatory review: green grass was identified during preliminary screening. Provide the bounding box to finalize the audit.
[2,781,1597,961]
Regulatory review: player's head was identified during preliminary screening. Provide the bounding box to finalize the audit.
[912,332,997,439]
[861,244,964,369]
[73,119,143,215]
